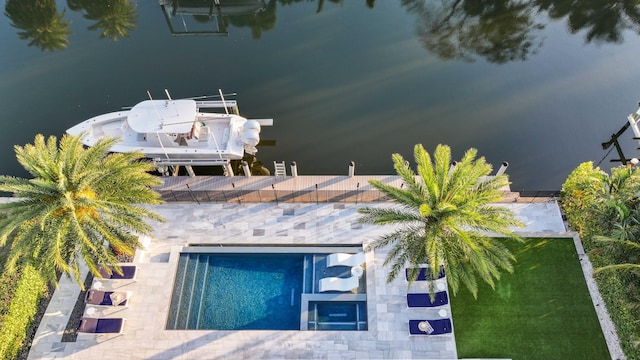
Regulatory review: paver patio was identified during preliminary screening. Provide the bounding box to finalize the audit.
[28,201,605,360]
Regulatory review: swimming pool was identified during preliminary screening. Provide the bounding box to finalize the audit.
[166,246,368,331]
[308,301,368,331]
[167,253,303,330]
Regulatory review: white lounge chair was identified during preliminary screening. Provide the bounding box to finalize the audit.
[326,252,365,268]
[319,276,360,292]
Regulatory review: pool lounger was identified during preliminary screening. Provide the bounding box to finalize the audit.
[319,275,360,292]
[407,292,448,307]
[327,252,365,268]
[409,319,452,335]
[98,265,138,280]
[405,267,445,281]
[77,317,126,334]
[85,290,131,306]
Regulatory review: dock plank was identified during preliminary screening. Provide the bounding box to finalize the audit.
[154,175,518,203]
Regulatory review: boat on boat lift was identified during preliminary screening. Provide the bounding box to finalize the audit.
[66,90,273,173]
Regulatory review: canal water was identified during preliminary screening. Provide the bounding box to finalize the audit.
[2,0,640,190]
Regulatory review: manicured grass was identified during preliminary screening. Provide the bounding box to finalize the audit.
[451,238,610,360]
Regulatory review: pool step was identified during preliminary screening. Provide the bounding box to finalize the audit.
[167,254,210,330]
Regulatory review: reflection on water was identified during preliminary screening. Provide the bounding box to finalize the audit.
[537,0,640,43]
[404,0,545,64]
[68,0,138,41]
[4,0,136,51]
[6,0,640,60]
[401,0,640,63]
[5,0,71,51]
[160,0,271,37]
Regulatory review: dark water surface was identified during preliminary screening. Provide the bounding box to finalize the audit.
[2,0,640,190]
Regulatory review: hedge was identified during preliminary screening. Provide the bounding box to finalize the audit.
[0,265,47,360]
[561,161,640,359]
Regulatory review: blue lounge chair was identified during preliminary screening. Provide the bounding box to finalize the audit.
[77,317,126,334]
[98,265,138,280]
[85,290,130,306]
[409,319,452,335]
[407,291,448,307]
[405,267,445,281]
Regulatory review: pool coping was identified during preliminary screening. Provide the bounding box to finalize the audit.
[168,245,370,332]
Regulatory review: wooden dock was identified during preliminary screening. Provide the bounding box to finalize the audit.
[154,175,522,203]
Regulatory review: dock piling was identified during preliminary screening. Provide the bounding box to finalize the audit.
[242,161,251,177]
[496,161,509,176]
[449,161,458,176]
[224,162,234,177]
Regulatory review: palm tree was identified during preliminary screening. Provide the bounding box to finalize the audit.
[358,144,523,298]
[0,134,164,288]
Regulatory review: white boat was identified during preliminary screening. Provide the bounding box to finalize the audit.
[66,91,273,169]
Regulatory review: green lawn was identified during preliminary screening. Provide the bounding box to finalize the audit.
[451,238,610,360]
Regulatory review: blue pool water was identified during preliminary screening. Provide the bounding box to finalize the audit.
[308,302,368,331]
[167,253,304,330]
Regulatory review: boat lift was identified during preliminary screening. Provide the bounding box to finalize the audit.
[601,102,640,165]
[154,158,234,177]
[149,89,273,177]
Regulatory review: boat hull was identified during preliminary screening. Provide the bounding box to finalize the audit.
[66,98,270,162]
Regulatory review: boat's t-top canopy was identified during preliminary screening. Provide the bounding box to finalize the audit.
[128,99,197,133]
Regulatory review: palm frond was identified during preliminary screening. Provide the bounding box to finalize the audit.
[366,179,422,208]
[357,206,422,225]
[0,134,165,288]
[358,143,522,298]
[392,152,423,197]
[594,263,640,274]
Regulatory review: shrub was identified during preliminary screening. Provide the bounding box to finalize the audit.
[0,265,47,360]
[561,162,640,359]
[560,162,607,241]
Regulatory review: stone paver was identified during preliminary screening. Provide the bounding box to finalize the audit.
[27,201,621,360]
